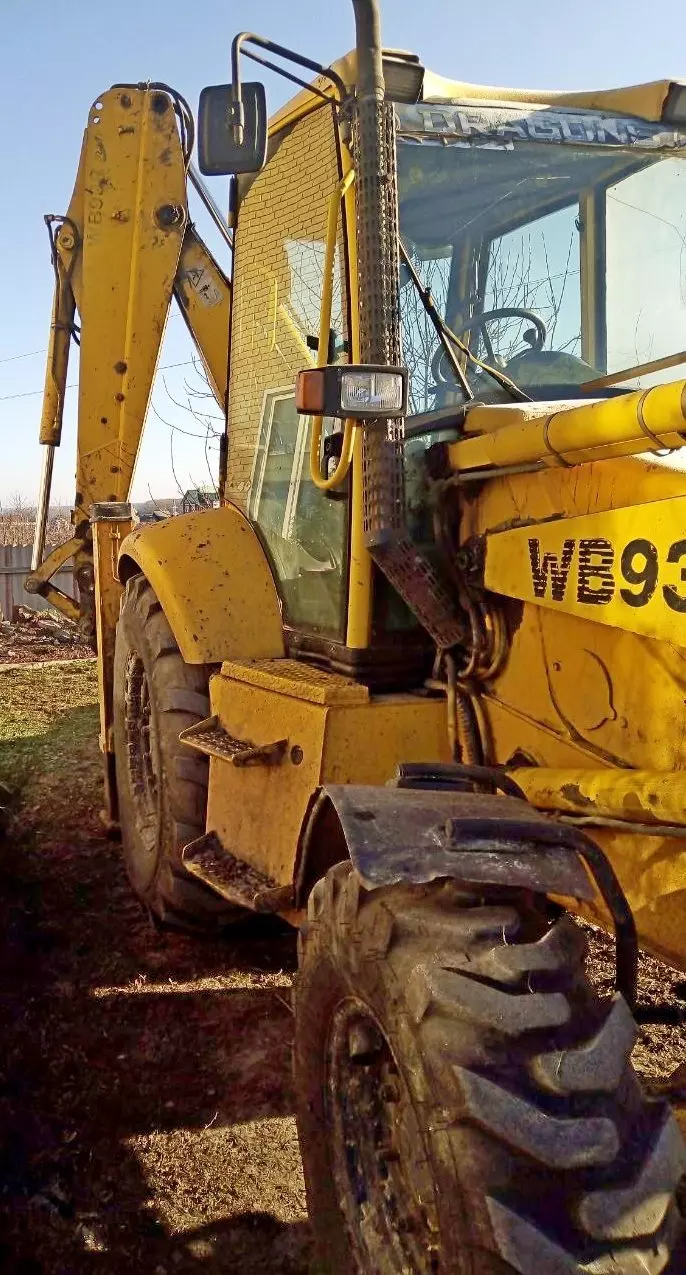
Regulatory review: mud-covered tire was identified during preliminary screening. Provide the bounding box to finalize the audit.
[294,863,685,1274]
[112,574,243,928]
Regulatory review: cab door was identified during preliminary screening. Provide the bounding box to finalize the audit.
[226,102,351,641]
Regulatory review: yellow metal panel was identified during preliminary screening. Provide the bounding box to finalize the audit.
[118,504,284,664]
[421,72,682,122]
[173,223,230,408]
[207,681,326,883]
[569,826,686,974]
[75,87,187,525]
[221,658,368,705]
[92,510,133,823]
[206,670,450,884]
[474,696,686,971]
[506,767,686,973]
[479,598,686,773]
[461,449,686,539]
[484,496,686,645]
[322,701,451,782]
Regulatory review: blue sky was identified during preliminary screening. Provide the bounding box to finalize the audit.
[0,0,681,507]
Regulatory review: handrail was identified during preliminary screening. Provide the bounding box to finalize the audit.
[309,169,356,492]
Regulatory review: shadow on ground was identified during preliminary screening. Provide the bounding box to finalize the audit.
[0,691,310,1274]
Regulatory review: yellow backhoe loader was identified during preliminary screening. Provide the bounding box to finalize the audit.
[27,1,686,1268]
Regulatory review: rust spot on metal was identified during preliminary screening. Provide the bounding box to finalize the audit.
[488,512,567,535]
[560,783,596,809]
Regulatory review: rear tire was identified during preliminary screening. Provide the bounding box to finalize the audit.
[112,574,244,928]
[294,862,685,1274]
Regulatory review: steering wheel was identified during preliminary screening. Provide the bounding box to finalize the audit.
[431,307,547,386]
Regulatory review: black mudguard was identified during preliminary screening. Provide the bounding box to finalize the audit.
[319,785,594,902]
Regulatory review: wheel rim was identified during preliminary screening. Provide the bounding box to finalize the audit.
[124,651,160,870]
[328,999,440,1273]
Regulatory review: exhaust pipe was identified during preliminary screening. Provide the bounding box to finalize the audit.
[349,0,465,648]
[351,0,385,100]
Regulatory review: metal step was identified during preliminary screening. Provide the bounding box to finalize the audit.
[179,714,287,766]
[182,830,294,912]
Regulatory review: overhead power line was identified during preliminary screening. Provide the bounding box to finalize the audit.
[0,348,46,365]
[0,311,183,371]
[0,359,199,404]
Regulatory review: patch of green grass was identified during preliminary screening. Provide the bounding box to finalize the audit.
[0,661,99,792]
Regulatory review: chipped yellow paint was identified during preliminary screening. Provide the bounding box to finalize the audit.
[118,504,284,664]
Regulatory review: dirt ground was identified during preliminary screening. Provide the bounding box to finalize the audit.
[0,657,684,1274]
[0,660,309,1274]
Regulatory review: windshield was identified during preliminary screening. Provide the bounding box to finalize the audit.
[396,105,686,415]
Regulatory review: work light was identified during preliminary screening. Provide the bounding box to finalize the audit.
[295,365,408,420]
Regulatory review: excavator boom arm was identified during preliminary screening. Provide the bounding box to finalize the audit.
[27,83,231,628]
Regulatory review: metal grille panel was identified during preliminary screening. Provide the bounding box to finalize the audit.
[352,98,465,649]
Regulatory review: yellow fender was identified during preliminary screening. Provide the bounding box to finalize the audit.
[118,504,285,664]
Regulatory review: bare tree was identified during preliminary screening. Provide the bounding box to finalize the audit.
[399,221,581,413]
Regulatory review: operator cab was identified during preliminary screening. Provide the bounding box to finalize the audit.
[395,97,686,424]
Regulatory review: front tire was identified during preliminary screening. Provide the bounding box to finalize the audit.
[294,863,685,1274]
[112,574,242,928]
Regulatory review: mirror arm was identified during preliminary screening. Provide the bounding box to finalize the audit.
[230,32,348,142]
[241,48,334,106]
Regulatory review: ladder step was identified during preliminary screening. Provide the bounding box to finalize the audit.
[182,831,293,912]
[179,715,287,766]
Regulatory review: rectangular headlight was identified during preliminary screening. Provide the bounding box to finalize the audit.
[340,370,405,414]
[295,364,408,420]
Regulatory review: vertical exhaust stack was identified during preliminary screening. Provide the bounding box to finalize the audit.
[350,0,404,548]
[350,0,464,648]
[351,0,385,101]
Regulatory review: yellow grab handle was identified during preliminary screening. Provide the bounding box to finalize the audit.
[310,169,356,492]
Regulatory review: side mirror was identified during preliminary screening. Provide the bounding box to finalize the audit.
[197,82,268,176]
